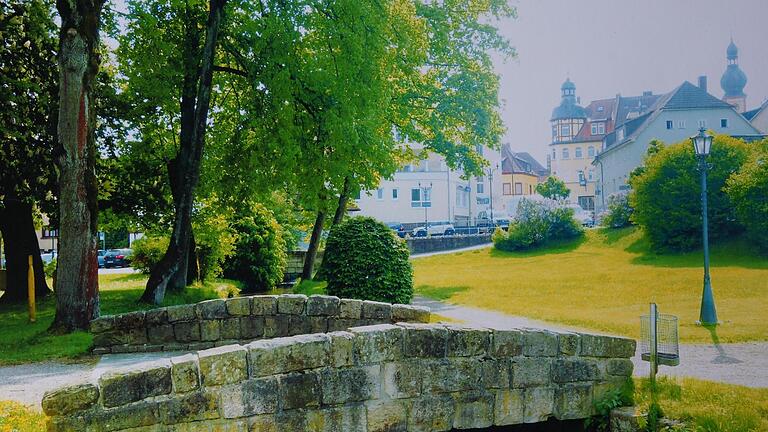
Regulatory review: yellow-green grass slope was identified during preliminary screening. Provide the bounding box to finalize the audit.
[413,227,768,343]
[0,274,240,365]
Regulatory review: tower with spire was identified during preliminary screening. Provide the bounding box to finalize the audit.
[720,38,748,113]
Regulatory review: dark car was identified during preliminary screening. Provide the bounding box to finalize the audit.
[387,223,408,238]
[97,249,106,268]
[104,248,132,268]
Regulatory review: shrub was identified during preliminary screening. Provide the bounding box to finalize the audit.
[193,212,236,281]
[324,216,413,304]
[222,204,287,293]
[493,198,583,251]
[726,139,768,251]
[535,176,570,200]
[44,259,57,279]
[630,135,749,251]
[130,235,169,274]
[601,192,634,228]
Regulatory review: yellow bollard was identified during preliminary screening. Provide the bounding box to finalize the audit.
[28,255,36,322]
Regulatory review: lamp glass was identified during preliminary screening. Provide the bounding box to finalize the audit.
[691,129,713,156]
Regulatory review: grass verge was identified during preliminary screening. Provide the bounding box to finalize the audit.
[0,400,46,431]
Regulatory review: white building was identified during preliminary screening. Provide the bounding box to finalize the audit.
[355,147,503,227]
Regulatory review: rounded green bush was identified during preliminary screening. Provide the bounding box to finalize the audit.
[324,216,413,304]
[726,139,768,251]
[130,235,169,274]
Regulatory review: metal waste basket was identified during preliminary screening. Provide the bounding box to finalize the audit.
[641,306,680,367]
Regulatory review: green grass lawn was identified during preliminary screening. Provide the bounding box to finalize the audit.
[0,274,240,365]
[413,227,768,343]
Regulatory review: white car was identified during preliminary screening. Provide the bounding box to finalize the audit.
[412,223,456,237]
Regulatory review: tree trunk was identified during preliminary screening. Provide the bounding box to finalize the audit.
[142,0,227,304]
[0,199,50,303]
[332,176,351,227]
[302,209,326,281]
[51,0,104,332]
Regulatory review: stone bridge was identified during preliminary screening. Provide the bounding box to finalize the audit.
[43,296,635,431]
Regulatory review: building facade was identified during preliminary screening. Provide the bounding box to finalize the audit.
[499,144,547,204]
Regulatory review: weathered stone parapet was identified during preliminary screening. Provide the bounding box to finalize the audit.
[89,294,431,354]
[47,323,635,431]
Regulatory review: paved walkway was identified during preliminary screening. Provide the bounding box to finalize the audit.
[410,242,492,259]
[415,297,768,389]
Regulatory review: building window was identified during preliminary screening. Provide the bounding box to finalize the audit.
[575,147,583,159]
[552,126,557,138]
[42,228,58,238]
[514,183,523,195]
[588,146,595,157]
[597,106,604,112]
[552,149,556,160]
[392,188,398,200]
[354,190,361,200]
[588,170,594,181]
[666,120,673,130]
[476,182,484,194]
[721,118,728,128]
[677,120,686,129]
[376,188,384,200]
[562,148,570,159]
[698,120,707,128]
[560,125,570,136]
[410,188,431,208]
[617,128,625,141]
[590,122,605,135]
[529,185,533,194]
[503,183,512,195]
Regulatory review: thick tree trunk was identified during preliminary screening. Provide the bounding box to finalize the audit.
[0,199,50,303]
[142,0,227,304]
[332,176,351,227]
[302,209,326,281]
[51,0,104,332]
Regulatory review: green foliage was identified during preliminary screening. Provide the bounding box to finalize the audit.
[223,204,287,293]
[193,206,237,282]
[44,259,57,279]
[324,217,413,304]
[493,199,583,251]
[130,236,169,275]
[535,176,570,200]
[726,140,768,252]
[586,378,635,431]
[601,192,634,228]
[630,136,749,252]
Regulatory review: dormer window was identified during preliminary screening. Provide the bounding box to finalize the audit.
[617,128,625,141]
[597,106,604,112]
[590,122,605,135]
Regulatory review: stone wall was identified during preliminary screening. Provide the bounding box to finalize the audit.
[46,323,636,431]
[284,251,324,282]
[90,294,430,354]
[407,234,492,255]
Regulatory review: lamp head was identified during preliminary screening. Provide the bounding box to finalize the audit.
[691,127,713,156]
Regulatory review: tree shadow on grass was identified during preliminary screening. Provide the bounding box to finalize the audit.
[489,235,587,259]
[596,226,638,245]
[628,236,768,269]
[414,285,469,301]
[110,272,148,283]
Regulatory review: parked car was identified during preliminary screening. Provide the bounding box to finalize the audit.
[412,222,455,237]
[387,223,408,238]
[104,248,132,268]
[564,204,595,227]
[97,249,106,268]
[476,218,510,233]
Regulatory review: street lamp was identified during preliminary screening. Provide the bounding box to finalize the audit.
[418,182,432,230]
[487,163,499,222]
[691,127,717,325]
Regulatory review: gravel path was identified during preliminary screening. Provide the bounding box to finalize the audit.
[415,297,768,388]
[410,242,492,259]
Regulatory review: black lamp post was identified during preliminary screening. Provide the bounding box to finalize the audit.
[691,127,717,325]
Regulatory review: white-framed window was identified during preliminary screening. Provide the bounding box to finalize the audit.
[588,170,594,181]
[590,122,605,135]
[514,183,523,195]
[588,146,595,157]
[617,128,625,141]
[410,188,431,208]
[562,148,570,159]
[476,182,484,194]
[552,126,557,138]
[561,125,571,136]
[677,120,686,129]
[698,119,707,128]
[503,183,512,195]
[392,188,398,200]
[666,120,673,130]
[575,147,583,159]
[376,188,384,200]
[597,106,604,113]
[721,118,728,128]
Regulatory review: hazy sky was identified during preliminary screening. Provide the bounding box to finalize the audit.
[494,0,768,163]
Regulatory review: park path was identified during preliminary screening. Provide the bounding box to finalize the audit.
[415,297,768,389]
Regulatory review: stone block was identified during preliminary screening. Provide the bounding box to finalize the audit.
[93,328,148,347]
[248,338,292,377]
[110,344,140,354]
[339,299,363,319]
[114,311,146,330]
[408,394,455,432]
[350,324,403,364]
[391,304,430,323]
[551,358,600,383]
[251,295,279,315]
[279,371,321,410]
[145,308,168,326]
[220,318,241,340]
[170,354,200,393]
[321,365,380,405]
[307,295,341,316]
[610,406,642,432]
[328,318,363,332]
[187,342,214,351]
[198,344,248,386]
[274,409,308,430]
[174,322,201,342]
[399,323,447,358]
[248,333,330,377]
[480,358,510,389]
[523,387,555,423]
[328,331,354,367]
[159,390,219,424]
[99,361,172,407]
[512,357,552,388]
[558,332,580,356]
[607,358,634,376]
[383,360,422,399]
[263,315,290,338]
[452,391,494,430]
[277,294,307,315]
[310,316,329,333]
[249,414,278,432]
[366,400,407,432]
[491,329,523,358]
[220,377,278,418]
[226,297,252,316]
[580,334,636,358]
[90,316,114,333]
[521,329,559,357]
[148,325,175,345]
[239,316,264,340]
[85,400,160,431]
[446,325,491,357]
[197,299,228,320]
[41,383,99,416]
[361,301,392,320]
[494,389,524,425]
[167,304,197,322]
[200,320,221,342]
[92,347,111,355]
[554,383,593,420]
[423,358,483,394]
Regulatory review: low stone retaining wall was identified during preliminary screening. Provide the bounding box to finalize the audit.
[407,234,492,255]
[90,294,430,354]
[46,324,636,431]
[284,250,323,282]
